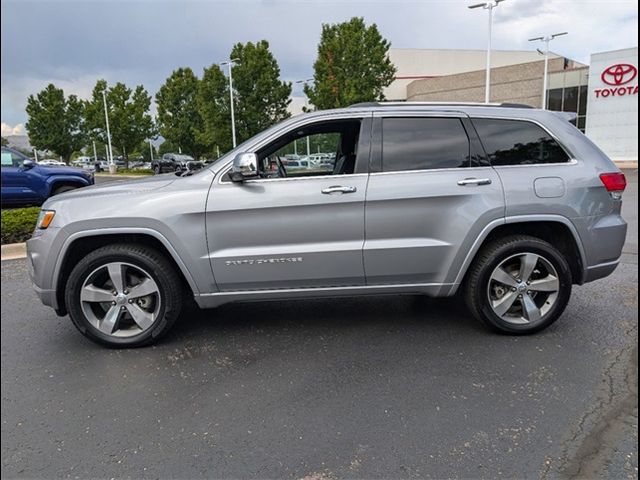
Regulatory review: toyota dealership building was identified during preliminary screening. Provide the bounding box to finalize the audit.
[383,47,638,165]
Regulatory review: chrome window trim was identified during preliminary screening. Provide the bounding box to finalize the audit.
[219,172,369,185]
[492,158,579,169]
[368,166,494,176]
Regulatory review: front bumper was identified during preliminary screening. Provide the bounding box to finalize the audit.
[26,227,62,311]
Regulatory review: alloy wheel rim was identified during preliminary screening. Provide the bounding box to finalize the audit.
[487,252,560,325]
[80,262,161,338]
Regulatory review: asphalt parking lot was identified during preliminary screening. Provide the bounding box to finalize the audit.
[1,171,637,479]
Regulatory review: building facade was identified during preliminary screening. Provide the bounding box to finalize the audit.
[395,47,637,163]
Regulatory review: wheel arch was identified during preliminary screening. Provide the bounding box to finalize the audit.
[449,215,586,295]
[53,229,199,316]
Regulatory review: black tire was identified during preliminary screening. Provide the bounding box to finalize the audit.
[153,164,161,175]
[52,185,78,196]
[464,235,572,334]
[65,243,184,348]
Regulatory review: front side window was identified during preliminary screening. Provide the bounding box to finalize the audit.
[255,120,362,179]
[471,118,570,166]
[381,117,470,172]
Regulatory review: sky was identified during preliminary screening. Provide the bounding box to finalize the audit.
[1,0,638,136]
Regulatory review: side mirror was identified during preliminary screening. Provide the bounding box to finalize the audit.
[230,153,258,182]
[22,159,35,169]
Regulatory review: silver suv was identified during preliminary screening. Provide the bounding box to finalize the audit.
[27,103,628,347]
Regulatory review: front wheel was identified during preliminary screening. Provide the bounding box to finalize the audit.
[465,235,572,334]
[65,244,184,347]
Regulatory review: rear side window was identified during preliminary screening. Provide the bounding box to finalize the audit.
[472,118,570,166]
[382,117,470,171]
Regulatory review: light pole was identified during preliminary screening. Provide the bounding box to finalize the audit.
[295,78,314,156]
[529,32,568,109]
[468,0,505,103]
[148,139,154,162]
[101,89,115,172]
[92,141,97,163]
[221,59,240,148]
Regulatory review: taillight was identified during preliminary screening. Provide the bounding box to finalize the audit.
[600,172,627,200]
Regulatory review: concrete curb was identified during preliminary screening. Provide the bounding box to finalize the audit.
[1,242,27,261]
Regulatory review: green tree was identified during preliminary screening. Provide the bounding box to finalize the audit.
[230,40,292,143]
[1,137,8,147]
[196,64,232,155]
[25,84,85,162]
[156,68,206,158]
[304,17,396,109]
[84,79,155,168]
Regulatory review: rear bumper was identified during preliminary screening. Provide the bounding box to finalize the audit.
[583,259,621,283]
[575,213,627,284]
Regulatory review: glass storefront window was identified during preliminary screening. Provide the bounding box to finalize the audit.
[579,85,588,116]
[547,88,563,111]
[563,87,579,113]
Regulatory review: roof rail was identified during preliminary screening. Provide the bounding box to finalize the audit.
[348,101,534,109]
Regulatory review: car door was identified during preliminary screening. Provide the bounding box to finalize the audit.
[205,115,371,291]
[1,150,40,204]
[363,111,505,287]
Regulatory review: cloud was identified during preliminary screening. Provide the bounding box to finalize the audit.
[1,122,25,136]
[1,0,637,127]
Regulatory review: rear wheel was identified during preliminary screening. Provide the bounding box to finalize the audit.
[465,235,572,334]
[65,244,184,347]
[153,164,161,174]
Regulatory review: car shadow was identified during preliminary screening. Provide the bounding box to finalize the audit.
[163,293,484,345]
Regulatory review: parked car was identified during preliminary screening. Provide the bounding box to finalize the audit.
[1,147,94,206]
[151,153,204,174]
[27,102,627,347]
[38,159,67,166]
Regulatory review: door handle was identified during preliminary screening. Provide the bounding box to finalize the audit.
[457,178,492,186]
[321,185,357,194]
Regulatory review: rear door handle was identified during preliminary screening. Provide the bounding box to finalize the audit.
[457,178,492,186]
[321,185,357,194]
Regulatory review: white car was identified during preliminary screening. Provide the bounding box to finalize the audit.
[38,159,67,166]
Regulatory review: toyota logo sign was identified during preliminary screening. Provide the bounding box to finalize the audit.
[594,63,638,99]
[601,63,637,86]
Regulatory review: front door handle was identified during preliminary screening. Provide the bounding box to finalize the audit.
[457,178,492,186]
[321,185,357,194]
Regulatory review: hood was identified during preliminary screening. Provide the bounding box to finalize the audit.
[35,164,90,176]
[43,174,177,207]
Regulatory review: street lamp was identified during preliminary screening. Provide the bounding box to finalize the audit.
[220,59,240,148]
[295,78,314,156]
[529,32,568,109]
[101,89,115,172]
[468,0,506,103]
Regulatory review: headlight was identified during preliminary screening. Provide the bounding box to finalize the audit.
[36,210,56,229]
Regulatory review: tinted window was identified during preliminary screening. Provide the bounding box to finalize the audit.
[382,117,470,171]
[472,118,570,166]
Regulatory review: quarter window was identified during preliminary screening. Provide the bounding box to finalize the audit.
[471,118,570,166]
[381,117,470,172]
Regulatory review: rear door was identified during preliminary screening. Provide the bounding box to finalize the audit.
[363,111,505,287]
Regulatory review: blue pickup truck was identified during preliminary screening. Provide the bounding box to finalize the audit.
[1,147,94,206]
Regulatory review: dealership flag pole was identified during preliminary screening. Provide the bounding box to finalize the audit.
[295,78,314,155]
[101,89,115,173]
[221,59,240,149]
[469,1,505,104]
[529,32,568,109]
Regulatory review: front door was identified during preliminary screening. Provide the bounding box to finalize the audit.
[363,112,505,286]
[205,117,371,291]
